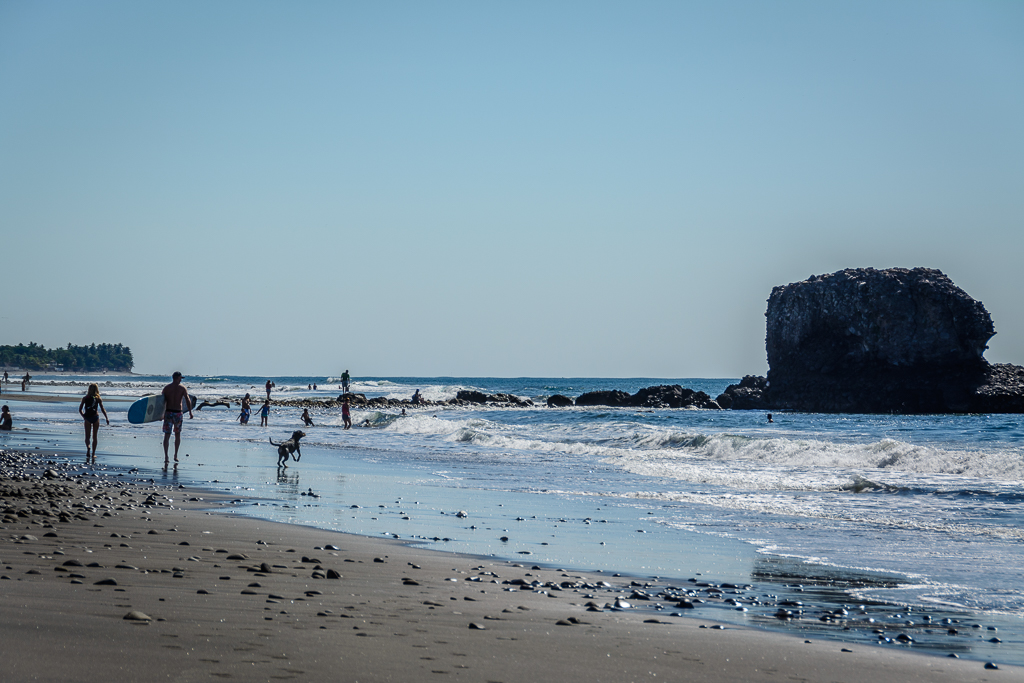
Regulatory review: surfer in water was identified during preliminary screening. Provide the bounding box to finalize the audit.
[161,371,193,466]
[78,383,109,462]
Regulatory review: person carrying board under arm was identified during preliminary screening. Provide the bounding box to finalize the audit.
[162,371,193,466]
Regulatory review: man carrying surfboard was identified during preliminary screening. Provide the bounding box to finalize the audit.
[162,371,193,466]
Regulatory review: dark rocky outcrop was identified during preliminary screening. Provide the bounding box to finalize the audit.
[715,376,770,410]
[574,386,720,410]
[631,385,719,409]
[575,390,632,407]
[455,390,534,407]
[546,394,574,408]
[971,363,1024,412]
[760,267,1024,413]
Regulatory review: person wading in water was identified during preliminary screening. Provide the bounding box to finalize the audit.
[78,383,109,462]
[161,371,193,467]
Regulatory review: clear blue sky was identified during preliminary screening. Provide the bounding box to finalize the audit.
[2,1,1021,377]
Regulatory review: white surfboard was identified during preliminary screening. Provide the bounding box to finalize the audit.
[127,394,196,424]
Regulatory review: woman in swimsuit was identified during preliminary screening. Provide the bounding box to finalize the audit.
[78,383,109,461]
[259,399,270,427]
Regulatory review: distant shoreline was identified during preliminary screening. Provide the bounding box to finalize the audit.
[0,369,136,377]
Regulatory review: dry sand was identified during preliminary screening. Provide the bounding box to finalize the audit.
[0,452,1018,683]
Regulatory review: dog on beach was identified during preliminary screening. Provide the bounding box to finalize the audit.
[270,430,306,466]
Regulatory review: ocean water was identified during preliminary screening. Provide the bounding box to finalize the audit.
[2,373,1023,664]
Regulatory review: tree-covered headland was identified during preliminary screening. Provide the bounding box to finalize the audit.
[0,343,133,372]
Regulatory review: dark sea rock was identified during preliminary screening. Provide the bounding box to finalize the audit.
[631,385,719,409]
[575,390,632,407]
[763,267,1024,413]
[547,394,574,408]
[716,375,770,410]
[573,386,719,409]
[970,363,1024,412]
[455,390,534,407]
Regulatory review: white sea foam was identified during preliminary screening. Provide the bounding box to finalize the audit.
[610,431,1024,485]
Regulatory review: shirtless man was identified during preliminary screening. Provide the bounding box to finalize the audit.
[161,371,193,465]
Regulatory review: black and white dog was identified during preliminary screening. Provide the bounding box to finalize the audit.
[270,430,306,466]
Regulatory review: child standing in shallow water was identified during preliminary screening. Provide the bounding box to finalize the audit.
[342,398,351,429]
[259,399,270,427]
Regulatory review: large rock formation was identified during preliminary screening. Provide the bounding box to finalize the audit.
[760,267,1024,413]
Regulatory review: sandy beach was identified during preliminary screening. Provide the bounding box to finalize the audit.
[1,449,1017,683]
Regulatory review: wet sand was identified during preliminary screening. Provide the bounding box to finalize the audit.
[0,451,1018,683]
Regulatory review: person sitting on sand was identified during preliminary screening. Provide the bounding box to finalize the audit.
[78,383,109,461]
[259,399,270,427]
[0,405,11,430]
[238,393,253,425]
[301,408,315,427]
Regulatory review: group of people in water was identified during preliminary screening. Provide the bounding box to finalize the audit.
[1,371,34,392]
[237,393,272,426]
[0,370,395,467]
